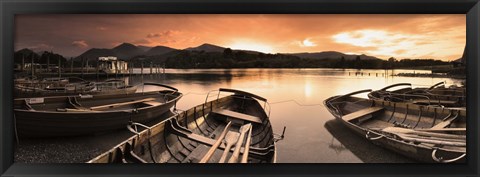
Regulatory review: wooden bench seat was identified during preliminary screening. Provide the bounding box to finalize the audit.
[342,107,384,122]
[212,109,262,124]
[90,98,156,110]
[143,101,162,107]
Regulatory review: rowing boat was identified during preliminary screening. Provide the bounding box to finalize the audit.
[14,83,182,137]
[88,88,277,163]
[368,82,466,107]
[324,89,466,163]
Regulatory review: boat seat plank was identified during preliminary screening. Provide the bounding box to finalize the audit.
[90,98,156,110]
[143,101,162,107]
[212,109,262,124]
[342,107,384,122]
[431,121,452,130]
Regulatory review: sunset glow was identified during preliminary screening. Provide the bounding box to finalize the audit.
[15,14,465,60]
[227,40,274,53]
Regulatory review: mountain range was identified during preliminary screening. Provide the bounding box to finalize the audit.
[72,42,382,62]
[15,42,386,63]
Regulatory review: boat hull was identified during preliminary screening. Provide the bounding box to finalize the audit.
[14,91,181,137]
[324,94,466,163]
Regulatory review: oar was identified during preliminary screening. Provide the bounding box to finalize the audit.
[228,124,252,163]
[199,122,232,163]
[218,131,239,163]
[382,127,466,140]
[241,124,253,163]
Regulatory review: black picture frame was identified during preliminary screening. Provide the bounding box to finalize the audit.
[1,0,479,176]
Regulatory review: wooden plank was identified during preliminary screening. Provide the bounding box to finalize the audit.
[90,98,156,110]
[212,109,262,124]
[342,107,384,122]
[143,101,162,107]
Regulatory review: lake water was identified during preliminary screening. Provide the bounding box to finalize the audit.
[124,68,463,163]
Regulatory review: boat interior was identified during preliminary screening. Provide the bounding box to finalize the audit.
[89,90,276,163]
[15,90,180,112]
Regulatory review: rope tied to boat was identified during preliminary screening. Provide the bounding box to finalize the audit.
[269,99,323,106]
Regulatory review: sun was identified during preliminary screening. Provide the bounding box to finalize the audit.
[227,40,274,54]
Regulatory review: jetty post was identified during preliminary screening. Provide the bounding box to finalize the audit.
[115,62,118,79]
[58,55,61,78]
[21,54,24,72]
[47,55,50,73]
[30,54,34,78]
[96,59,99,82]
[81,57,85,78]
[150,62,153,74]
[141,62,144,76]
[86,60,89,74]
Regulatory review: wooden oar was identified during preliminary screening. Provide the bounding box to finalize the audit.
[199,122,232,163]
[382,127,466,140]
[241,124,253,163]
[218,131,239,163]
[228,124,252,163]
[90,98,156,111]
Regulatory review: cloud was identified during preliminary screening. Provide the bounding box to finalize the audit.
[146,30,181,38]
[300,38,317,47]
[71,40,89,48]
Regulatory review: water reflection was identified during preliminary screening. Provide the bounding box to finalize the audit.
[118,68,462,163]
[324,119,414,163]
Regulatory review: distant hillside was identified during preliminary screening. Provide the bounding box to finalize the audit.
[112,43,144,59]
[76,48,116,61]
[137,45,152,52]
[289,51,382,60]
[185,43,226,53]
[145,46,178,56]
[14,49,66,65]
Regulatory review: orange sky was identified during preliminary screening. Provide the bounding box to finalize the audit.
[15,14,465,60]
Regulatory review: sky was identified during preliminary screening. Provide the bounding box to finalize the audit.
[15,14,465,61]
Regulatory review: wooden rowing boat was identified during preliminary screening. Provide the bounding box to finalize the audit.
[15,78,138,98]
[14,83,182,137]
[88,88,276,163]
[368,82,466,107]
[325,89,466,163]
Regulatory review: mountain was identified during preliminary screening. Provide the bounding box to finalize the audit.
[137,45,153,52]
[76,48,116,61]
[76,43,145,61]
[185,43,226,53]
[112,43,144,59]
[14,48,40,63]
[289,51,382,60]
[145,46,178,56]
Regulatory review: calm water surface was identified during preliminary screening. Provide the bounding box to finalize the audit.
[123,68,463,163]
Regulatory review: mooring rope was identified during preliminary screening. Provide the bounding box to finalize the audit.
[269,99,323,106]
[181,91,325,107]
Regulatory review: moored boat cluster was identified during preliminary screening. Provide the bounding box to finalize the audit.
[14,77,278,163]
[324,81,466,163]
